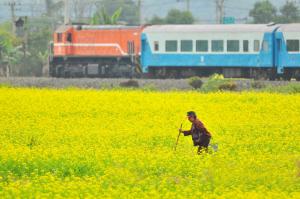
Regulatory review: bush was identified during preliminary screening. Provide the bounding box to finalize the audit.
[201,80,223,92]
[201,74,236,92]
[142,84,157,91]
[251,81,266,89]
[0,83,12,88]
[119,80,139,88]
[188,76,203,89]
[263,83,300,94]
[100,83,114,89]
[210,73,224,80]
[218,81,238,91]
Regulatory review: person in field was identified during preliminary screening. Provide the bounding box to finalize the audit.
[180,111,212,154]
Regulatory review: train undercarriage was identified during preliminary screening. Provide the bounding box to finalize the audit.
[50,56,141,78]
[147,67,300,81]
[50,56,300,81]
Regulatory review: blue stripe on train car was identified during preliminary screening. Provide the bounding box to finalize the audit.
[275,31,300,74]
[141,33,274,73]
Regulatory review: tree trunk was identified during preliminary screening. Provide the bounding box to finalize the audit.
[0,65,3,76]
[6,64,10,77]
[45,0,53,17]
[42,62,49,77]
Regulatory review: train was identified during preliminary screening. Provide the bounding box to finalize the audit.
[49,25,143,78]
[49,23,300,80]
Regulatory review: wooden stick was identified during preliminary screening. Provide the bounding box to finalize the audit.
[174,123,183,151]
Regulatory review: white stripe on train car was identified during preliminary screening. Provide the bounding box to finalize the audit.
[54,43,128,55]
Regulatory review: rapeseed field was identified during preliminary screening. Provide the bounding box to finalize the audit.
[0,87,299,198]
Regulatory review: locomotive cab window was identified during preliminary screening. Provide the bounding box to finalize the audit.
[181,40,193,52]
[154,41,159,51]
[166,40,178,52]
[212,40,224,52]
[67,33,72,42]
[254,40,260,52]
[196,40,208,52]
[227,40,240,52]
[57,33,62,42]
[243,40,249,52]
[286,40,299,52]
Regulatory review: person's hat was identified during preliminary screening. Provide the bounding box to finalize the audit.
[187,111,197,118]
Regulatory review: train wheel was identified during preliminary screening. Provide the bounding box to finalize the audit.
[283,75,292,81]
[295,70,300,81]
[152,68,166,79]
[57,66,65,78]
[269,75,276,81]
[268,69,277,81]
[49,65,56,77]
[143,69,155,79]
[180,69,196,78]
[283,69,293,81]
[166,69,178,79]
[254,71,268,80]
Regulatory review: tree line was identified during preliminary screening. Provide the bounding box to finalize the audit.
[149,0,300,24]
[250,0,300,24]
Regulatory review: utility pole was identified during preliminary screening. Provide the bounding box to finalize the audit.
[177,0,190,12]
[9,0,16,35]
[64,0,70,25]
[138,0,142,25]
[215,0,225,24]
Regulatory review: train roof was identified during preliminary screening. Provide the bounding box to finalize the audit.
[76,25,141,30]
[55,25,141,33]
[55,25,72,33]
[278,23,300,32]
[143,24,279,33]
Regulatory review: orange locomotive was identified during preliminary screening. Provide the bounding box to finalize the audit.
[49,25,143,77]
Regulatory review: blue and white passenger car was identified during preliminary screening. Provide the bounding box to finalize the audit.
[141,24,300,79]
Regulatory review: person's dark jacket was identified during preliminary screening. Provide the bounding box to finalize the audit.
[183,119,211,146]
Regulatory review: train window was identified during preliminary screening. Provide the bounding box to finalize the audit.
[57,33,62,42]
[154,41,159,51]
[227,40,239,52]
[212,40,224,52]
[166,40,178,52]
[196,40,208,52]
[181,40,193,52]
[67,33,72,42]
[262,41,269,52]
[243,40,249,52]
[254,40,260,52]
[286,40,299,52]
